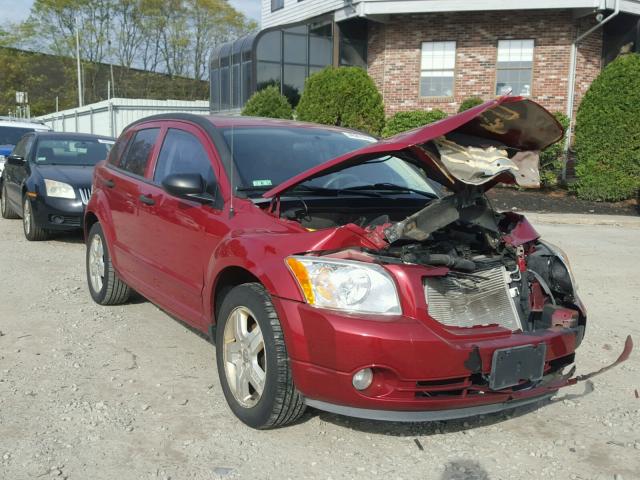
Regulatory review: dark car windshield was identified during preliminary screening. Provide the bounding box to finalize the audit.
[221,127,437,197]
[0,126,35,146]
[34,138,115,166]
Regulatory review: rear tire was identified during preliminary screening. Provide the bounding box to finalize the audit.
[22,196,49,241]
[1,184,19,219]
[215,283,305,429]
[86,222,131,305]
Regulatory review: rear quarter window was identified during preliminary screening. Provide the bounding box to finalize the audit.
[117,128,160,177]
[107,131,133,166]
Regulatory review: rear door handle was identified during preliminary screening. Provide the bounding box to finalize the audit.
[103,178,115,188]
[139,194,155,206]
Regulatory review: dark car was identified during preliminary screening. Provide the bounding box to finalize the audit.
[1,132,115,240]
[84,97,631,429]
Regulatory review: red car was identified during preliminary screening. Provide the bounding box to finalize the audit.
[84,97,631,429]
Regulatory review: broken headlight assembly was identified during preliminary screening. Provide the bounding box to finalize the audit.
[286,256,401,315]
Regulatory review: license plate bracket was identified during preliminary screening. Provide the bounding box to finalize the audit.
[489,343,546,390]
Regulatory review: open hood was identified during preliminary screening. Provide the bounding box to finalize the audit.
[263,96,564,198]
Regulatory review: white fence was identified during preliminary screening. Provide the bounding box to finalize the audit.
[36,98,211,138]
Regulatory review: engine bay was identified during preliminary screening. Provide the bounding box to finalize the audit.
[269,187,584,335]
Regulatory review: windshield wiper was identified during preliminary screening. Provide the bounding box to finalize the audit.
[342,183,438,198]
[237,184,382,198]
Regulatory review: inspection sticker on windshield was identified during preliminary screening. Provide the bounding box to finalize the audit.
[253,179,273,187]
[342,132,376,143]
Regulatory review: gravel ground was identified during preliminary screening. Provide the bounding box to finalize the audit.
[0,216,638,480]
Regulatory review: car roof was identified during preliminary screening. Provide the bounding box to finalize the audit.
[129,113,375,137]
[32,132,115,141]
[0,119,51,130]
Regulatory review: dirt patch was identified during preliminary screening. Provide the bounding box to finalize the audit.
[486,187,639,216]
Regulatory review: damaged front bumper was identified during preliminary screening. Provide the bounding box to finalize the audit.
[275,296,632,421]
[305,336,632,422]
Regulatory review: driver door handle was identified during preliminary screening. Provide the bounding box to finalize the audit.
[139,194,155,206]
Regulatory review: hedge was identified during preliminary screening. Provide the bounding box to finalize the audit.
[539,112,570,187]
[458,97,484,113]
[381,110,448,137]
[573,53,640,201]
[241,85,293,120]
[296,67,385,136]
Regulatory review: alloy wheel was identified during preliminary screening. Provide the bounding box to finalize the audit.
[222,306,266,408]
[88,233,105,293]
[23,199,31,235]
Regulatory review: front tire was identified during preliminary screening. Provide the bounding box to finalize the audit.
[22,196,49,241]
[1,184,19,219]
[86,222,131,305]
[215,283,305,429]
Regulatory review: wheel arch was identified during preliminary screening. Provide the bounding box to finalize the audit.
[211,266,262,338]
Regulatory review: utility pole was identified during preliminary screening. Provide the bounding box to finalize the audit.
[75,16,83,107]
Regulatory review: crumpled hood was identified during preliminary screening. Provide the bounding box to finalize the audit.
[264,96,563,198]
[37,164,94,187]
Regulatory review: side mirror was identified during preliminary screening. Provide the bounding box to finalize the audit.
[6,155,25,166]
[161,173,215,203]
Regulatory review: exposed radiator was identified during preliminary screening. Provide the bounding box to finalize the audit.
[424,266,522,331]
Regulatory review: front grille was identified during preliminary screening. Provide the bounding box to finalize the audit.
[424,266,522,331]
[78,187,92,205]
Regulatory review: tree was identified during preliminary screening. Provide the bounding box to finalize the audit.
[296,67,385,136]
[381,110,447,137]
[574,53,640,201]
[14,0,256,81]
[242,86,293,119]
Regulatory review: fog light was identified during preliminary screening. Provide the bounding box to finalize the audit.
[52,215,64,224]
[352,368,373,391]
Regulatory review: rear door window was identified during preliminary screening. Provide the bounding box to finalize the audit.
[153,128,217,193]
[118,128,160,177]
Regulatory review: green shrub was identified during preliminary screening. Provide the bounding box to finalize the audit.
[256,81,301,108]
[242,85,293,119]
[296,67,385,136]
[573,53,640,201]
[381,109,448,137]
[539,112,570,187]
[458,97,484,112]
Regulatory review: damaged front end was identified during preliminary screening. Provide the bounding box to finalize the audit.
[264,97,632,415]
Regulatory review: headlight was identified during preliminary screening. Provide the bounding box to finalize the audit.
[0,155,6,172]
[44,179,76,199]
[540,241,578,292]
[286,256,401,315]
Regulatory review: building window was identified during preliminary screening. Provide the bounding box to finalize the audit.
[420,41,456,97]
[271,0,284,12]
[496,39,534,96]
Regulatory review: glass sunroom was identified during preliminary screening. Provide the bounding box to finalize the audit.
[210,17,367,113]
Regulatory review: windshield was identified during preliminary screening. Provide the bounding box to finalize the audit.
[0,126,35,146]
[221,127,437,197]
[34,138,114,166]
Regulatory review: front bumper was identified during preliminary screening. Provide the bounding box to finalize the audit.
[273,296,630,420]
[31,195,85,231]
[305,392,556,422]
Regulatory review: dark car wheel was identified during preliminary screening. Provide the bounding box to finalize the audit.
[22,196,49,241]
[86,222,131,305]
[215,283,305,429]
[1,184,19,219]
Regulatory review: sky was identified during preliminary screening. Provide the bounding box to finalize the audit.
[0,0,262,24]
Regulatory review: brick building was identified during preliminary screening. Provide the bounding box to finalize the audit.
[211,0,640,120]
